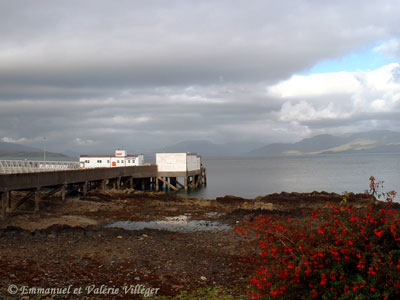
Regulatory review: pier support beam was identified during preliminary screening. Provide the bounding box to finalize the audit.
[141,178,145,191]
[41,185,62,200]
[157,177,179,192]
[60,185,66,201]
[101,180,107,190]
[1,192,6,220]
[203,168,207,186]
[81,182,88,196]
[184,176,188,191]
[6,191,11,211]
[170,177,177,190]
[175,179,185,190]
[34,188,41,213]
[12,191,35,211]
[116,177,121,190]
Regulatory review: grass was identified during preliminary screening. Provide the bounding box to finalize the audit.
[145,286,247,300]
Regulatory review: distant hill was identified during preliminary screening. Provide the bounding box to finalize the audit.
[159,140,264,157]
[249,130,400,156]
[0,141,70,159]
[62,150,80,158]
[0,141,42,152]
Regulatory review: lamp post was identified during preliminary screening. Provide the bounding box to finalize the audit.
[43,137,46,163]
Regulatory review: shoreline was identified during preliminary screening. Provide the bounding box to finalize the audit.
[0,190,396,299]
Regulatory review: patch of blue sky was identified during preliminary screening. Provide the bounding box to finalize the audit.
[302,44,395,75]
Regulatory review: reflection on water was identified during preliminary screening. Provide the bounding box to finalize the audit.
[105,215,231,232]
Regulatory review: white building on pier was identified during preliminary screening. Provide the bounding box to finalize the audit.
[79,149,144,169]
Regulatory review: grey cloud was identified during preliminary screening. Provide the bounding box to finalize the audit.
[1,0,399,89]
[0,84,281,151]
[1,0,400,152]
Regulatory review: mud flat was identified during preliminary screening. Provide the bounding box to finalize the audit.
[0,190,382,299]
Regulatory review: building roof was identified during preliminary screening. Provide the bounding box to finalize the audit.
[80,154,141,158]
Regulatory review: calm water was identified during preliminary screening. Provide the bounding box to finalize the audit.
[185,153,400,200]
[106,215,231,232]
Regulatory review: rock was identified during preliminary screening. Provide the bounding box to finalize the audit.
[171,285,184,290]
[200,276,207,281]
[117,235,123,239]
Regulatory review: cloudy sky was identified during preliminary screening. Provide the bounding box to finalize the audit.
[1,0,400,154]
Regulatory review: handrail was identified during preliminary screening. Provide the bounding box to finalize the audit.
[0,160,80,174]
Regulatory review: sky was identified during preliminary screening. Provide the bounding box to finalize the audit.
[1,0,400,154]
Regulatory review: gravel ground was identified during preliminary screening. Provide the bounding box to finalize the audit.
[0,190,375,299]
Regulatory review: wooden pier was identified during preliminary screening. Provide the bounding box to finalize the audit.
[0,165,207,219]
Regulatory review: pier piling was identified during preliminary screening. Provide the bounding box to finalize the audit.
[0,165,207,217]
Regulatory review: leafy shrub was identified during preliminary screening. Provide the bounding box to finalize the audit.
[237,178,400,300]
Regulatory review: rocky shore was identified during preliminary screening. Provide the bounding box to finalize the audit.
[0,190,382,299]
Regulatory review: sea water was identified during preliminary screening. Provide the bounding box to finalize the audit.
[186,153,400,200]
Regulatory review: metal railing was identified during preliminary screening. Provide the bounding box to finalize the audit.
[0,160,80,174]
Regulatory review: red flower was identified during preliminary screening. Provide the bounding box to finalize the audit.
[374,230,384,238]
[311,289,318,298]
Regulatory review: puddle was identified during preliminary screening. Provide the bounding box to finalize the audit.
[205,212,224,218]
[105,215,231,232]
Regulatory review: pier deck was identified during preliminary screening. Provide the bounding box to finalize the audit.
[0,165,206,219]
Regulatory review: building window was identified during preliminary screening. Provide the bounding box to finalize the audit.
[121,159,124,163]
[107,160,110,163]
[85,160,90,163]
[117,160,120,163]
[97,160,102,163]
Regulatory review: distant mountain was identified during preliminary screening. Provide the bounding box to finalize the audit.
[0,141,69,159]
[62,150,80,158]
[159,140,264,157]
[0,141,42,152]
[249,130,400,156]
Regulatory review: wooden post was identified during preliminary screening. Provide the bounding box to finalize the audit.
[129,177,134,189]
[116,177,121,190]
[199,172,203,187]
[82,182,87,196]
[142,179,145,191]
[34,188,40,213]
[184,175,188,191]
[170,177,177,189]
[6,191,11,211]
[101,180,107,190]
[60,185,66,201]
[1,192,6,220]
[155,177,159,191]
[149,177,154,190]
